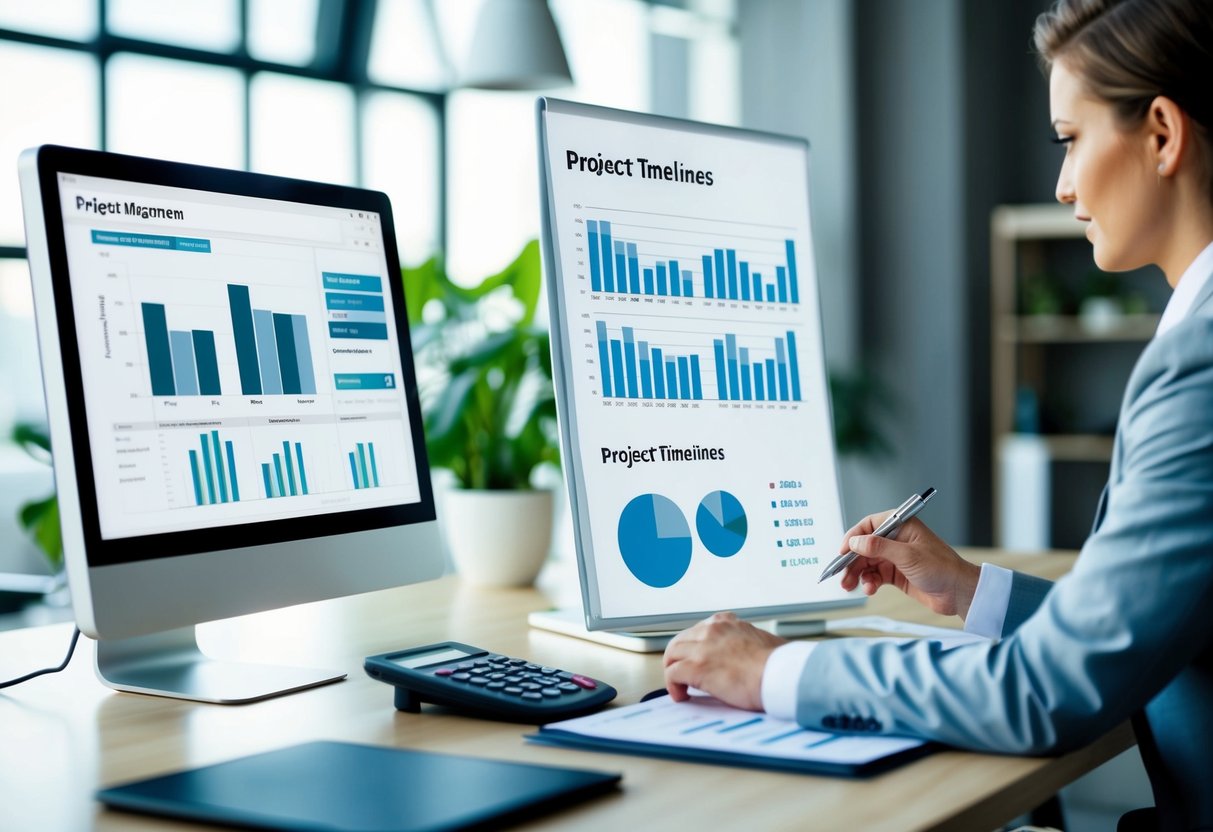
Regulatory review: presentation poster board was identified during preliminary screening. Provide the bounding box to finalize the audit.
[538,99,858,631]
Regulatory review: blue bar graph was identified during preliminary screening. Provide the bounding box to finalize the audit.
[229,283,317,396]
[349,442,381,489]
[711,330,804,403]
[262,442,308,498]
[596,323,707,401]
[582,217,801,303]
[142,302,224,398]
[188,432,240,506]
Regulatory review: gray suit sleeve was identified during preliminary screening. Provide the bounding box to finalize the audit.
[794,322,1213,754]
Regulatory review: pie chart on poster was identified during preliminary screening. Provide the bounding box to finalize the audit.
[617,493,693,588]
[696,490,748,558]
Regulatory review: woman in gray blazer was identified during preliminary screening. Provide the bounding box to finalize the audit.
[663,1,1213,828]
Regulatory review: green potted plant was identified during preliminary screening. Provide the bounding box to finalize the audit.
[403,240,561,586]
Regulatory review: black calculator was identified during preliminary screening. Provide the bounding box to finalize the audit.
[364,641,617,723]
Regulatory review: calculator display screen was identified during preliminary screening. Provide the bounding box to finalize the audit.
[392,647,476,669]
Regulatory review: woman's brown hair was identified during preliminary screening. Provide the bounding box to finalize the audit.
[1034,0,1212,195]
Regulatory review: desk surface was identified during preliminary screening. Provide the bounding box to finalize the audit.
[0,548,1131,832]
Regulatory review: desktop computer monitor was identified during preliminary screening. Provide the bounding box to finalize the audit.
[18,145,443,703]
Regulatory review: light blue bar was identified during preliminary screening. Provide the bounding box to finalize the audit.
[168,330,199,396]
[199,434,216,505]
[610,339,626,398]
[226,439,240,504]
[295,442,308,495]
[189,451,203,506]
[776,339,790,401]
[682,272,693,296]
[211,431,228,503]
[677,356,691,399]
[614,242,626,292]
[274,454,286,497]
[328,309,387,324]
[690,355,703,400]
[726,249,738,300]
[787,331,802,401]
[262,463,273,499]
[334,372,397,390]
[601,221,615,292]
[643,267,654,295]
[252,309,283,395]
[587,220,602,292]
[713,340,727,401]
[349,452,360,489]
[627,243,640,294]
[283,441,297,496]
[714,249,727,298]
[328,321,388,340]
[725,334,740,401]
[596,322,612,398]
[622,327,639,398]
[740,347,752,401]
[291,314,317,395]
[638,341,652,399]
[322,272,382,292]
[357,443,370,488]
[325,292,385,311]
[269,467,281,498]
[702,255,714,299]
[369,442,379,487]
[652,347,666,398]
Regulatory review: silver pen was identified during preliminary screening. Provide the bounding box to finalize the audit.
[816,487,937,583]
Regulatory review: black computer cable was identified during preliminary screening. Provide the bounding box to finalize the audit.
[0,626,81,689]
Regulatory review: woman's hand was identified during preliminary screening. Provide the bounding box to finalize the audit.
[839,512,981,620]
[663,612,786,711]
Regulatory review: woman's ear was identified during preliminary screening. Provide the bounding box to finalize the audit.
[1147,95,1187,177]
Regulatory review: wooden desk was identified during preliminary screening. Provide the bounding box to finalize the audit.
[0,548,1132,831]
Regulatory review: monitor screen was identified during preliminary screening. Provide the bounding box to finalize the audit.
[537,100,859,630]
[21,147,442,698]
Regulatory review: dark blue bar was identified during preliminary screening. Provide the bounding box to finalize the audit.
[200,433,216,505]
[753,272,762,301]
[702,255,714,299]
[627,243,640,294]
[656,264,667,295]
[614,243,626,293]
[665,360,678,400]
[740,347,752,401]
[777,266,788,304]
[713,339,727,401]
[211,430,228,503]
[622,327,639,398]
[639,341,653,399]
[786,240,800,303]
[610,339,626,398]
[683,273,693,296]
[669,260,681,296]
[274,453,286,496]
[740,261,750,301]
[754,364,765,400]
[596,321,612,398]
[141,303,176,396]
[601,222,615,292]
[262,462,273,499]
[587,220,602,292]
[652,347,666,397]
[192,330,221,396]
[225,440,239,501]
[227,285,262,395]
[787,331,801,401]
[690,355,703,400]
[677,356,691,399]
[190,450,203,505]
[726,249,738,300]
[349,452,360,489]
[725,334,740,401]
[273,313,302,395]
[767,284,776,303]
[643,267,654,295]
[766,359,777,403]
[296,442,308,495]
[776,339,790,401]
[714,249,727,299]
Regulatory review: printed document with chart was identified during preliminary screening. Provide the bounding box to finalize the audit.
[538,99,855,629]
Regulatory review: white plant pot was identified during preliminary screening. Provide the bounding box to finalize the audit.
[442,488,554,587]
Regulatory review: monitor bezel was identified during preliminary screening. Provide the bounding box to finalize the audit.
[25,145,436,568]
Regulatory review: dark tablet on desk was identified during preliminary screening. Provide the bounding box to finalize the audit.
[97,740,622,831]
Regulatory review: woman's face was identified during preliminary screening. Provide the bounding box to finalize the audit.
[1051,60,1164,272]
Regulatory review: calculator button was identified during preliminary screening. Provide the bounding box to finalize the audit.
[524,664,541,672]
[504,675,524,684]
[556,671,574,680]
[536,676,559,686]
[540,667,557,675]
[433,668,454,677]
[486,681,506,690]
[520,682,542,691]
[468,676,489,685]
[457,662,475,670]
[487,672,506,680]
[558,683,580,693]
[504,686,524,695]
[521,692,543,701]
[541,688,561,698]
[570,675,598,690]
[451,672,471,681]
[507,658,526,666]
[472,661,490,669]
[487,655,505,662]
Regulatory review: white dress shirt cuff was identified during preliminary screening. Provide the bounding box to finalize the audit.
[760,640,817,721]
[964,562,1014,639]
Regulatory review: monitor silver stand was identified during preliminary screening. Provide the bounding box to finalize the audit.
[95,627,345,704]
